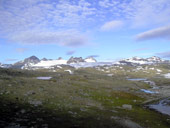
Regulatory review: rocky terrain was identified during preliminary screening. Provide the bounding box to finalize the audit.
[0,55,168,70]
[0,56,170,128]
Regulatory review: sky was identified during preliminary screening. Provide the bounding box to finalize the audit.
[0,0,170,63]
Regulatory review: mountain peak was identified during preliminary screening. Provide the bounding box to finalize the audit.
[57,57,63,60]
[67,56,85,64]
[42,58,48,61]
[12,55,40,69]
[23,56,40,64]
[25,55,39,60]
[147,56,162,61]
[120,56,164,65]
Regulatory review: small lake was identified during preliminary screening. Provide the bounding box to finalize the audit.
[140,89,158,94]
[36,77,52,80]
[148,98,170,116]
[127,78,147,81]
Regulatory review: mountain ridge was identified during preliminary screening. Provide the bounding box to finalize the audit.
[0,55,169,69]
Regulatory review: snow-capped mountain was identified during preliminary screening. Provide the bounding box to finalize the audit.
[1,55,168,70]
[0,62,12,68]
[33,58,67,68]
[33,56,97,69]
[1,64,12,68]
[12,56,40,69]
[146,56,163,62]
[67,57,85,64]
[41,58,48,61]
[119,56,164,65]
[11,56,98,69]
[67,56,97,64]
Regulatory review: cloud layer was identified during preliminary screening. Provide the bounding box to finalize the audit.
[66,50,75,55]
[100,20,123,31]
[156,51,170,58]
[87,55,99,58]
[0,0,97,33]
[98,0,170,28]
[10,30,89,47]
[0,0,95,47]
[16,48,28,53]
[0,0,170,47]
[136,26,170,41]
[5,59,18,62]
[1,0,170,33]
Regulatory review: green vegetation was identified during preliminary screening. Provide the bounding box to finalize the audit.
[0,66,170,128]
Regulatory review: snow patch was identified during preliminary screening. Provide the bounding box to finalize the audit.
[57,66,62,69]
[64,70,73,74]
[164,73,170,78]
[107,74,113,76]
[156,69,162,72]
[36,77,52,80]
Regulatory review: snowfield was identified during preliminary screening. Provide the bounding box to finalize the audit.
[69,62,115,68]
[84,58,96,63]
[33,59,67,67]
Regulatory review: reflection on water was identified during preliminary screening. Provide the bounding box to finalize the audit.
[140,89,158,94]
[149,98,170,116]
[127,78,147,81]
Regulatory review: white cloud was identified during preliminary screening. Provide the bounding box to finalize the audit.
[10,30,89,47]
[0,0,170,47]
[99,0,118,8]
[0,0,97,34]
[100,20,123,31]
[128,0,170,28]
[0,0,169,33]
[5,59,18,62]
[0,0,96,47]
[98,0,170,28]
[87,55,99,58]
[135,26,170,41]
[156,51,170,58]
[16,48,28,53]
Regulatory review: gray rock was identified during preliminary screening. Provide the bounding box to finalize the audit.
[122,119,143,128]
[29,100,42,106]
[122,104,132,110]
[67,56,85,64]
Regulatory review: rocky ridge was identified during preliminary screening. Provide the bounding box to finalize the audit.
[0,56,169,69]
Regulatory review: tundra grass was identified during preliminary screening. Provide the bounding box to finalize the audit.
[0,68,170,128]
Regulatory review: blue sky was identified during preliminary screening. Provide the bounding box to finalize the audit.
[0,0,170,63]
